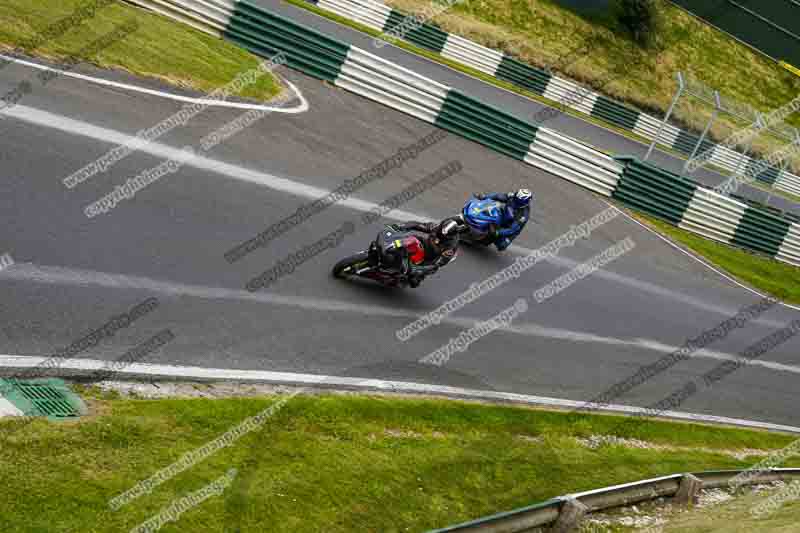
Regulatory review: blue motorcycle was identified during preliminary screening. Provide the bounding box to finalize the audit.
[461,196,504,247]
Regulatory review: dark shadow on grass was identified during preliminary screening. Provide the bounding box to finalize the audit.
[225,359,496,531]
[549,0,618,32]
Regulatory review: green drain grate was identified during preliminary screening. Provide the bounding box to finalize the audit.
[0,378,87,419]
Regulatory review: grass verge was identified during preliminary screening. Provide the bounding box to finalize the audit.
[632,211,800,305]
[2,390,800,532]
[0,0,281,100]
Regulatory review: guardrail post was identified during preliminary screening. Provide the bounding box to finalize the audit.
[682,90,720,178]
[673,473,701,505]
[547,497,587,533]
[645,71,683,161]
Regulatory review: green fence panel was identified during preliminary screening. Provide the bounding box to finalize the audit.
[758,166,782,187]
[731,206,792,256]
[494,56,551,95]
[591,95,639,131]
[384,11,448,53]
[612,159,696,225]
[225,0,350,82]
[615,158,794,259]
[743,158,783,188]
[435,90,538,160]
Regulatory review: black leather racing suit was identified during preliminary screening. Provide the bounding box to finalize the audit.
[374,218,460,285]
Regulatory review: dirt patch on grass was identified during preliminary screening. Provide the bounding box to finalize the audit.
[576,434,778,460]
[382,428,447,439]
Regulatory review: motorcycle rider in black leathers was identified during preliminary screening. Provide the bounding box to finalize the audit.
[373,216,464,288]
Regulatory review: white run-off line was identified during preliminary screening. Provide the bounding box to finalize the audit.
[2,104,419,218]
[0,352,798,434]
[2,104,795,323]
[0,55,310,113]
[1,262,799,376]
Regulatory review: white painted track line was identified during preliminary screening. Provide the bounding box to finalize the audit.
[602,198,800,313]
[3,261,798,374]
[1,354,798,434]
[0,54,309,113]
[2,104,791,322]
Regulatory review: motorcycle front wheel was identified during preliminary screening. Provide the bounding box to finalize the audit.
[332,251,371,279]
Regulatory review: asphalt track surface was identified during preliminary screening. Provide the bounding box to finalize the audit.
[255,0,800,216]
[0,51,799,430]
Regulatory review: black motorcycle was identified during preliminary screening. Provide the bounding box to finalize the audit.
[332,224,454,288]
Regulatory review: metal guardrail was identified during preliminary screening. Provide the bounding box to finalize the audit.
[124,0,626,201]
[614,156,800,266]
[301,0,800,198]
[431,468,800,532]
[124,0,800,267]
[16,5,800,529]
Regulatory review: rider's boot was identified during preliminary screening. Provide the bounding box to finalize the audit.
[495,237,512,251]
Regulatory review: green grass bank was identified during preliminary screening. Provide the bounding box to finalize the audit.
[0,0,282,101]
[2,390,799,532]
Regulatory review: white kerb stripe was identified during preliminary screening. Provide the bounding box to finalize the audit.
[774,172,800,196]
[708,144,735,171]
[440,34,504,76]
[124,0,226,36]
[680,189,746,242]
[778,223,800,264]
[633,114,681,147]
[318,0,389,30]
[343,46,452,98]
[542,78,597,116]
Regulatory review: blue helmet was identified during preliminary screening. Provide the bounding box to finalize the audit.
[511,188,533,208]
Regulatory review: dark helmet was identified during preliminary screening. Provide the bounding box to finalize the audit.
[436,218,462,245]
[510,188,533,208]
[425,217,462,256]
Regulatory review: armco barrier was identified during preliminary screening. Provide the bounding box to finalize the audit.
[614,156,800,266]
[431,468,800,532]
[299,0,800,198]
[125,0,625,205]
[125,0,800,267]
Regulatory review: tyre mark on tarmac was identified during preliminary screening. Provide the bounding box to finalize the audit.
[1,103,792,322]
[1,262,798,376]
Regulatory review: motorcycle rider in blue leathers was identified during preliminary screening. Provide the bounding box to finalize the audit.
[473,188,533,251]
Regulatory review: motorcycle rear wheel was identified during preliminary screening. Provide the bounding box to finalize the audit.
[332,251,371,279]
